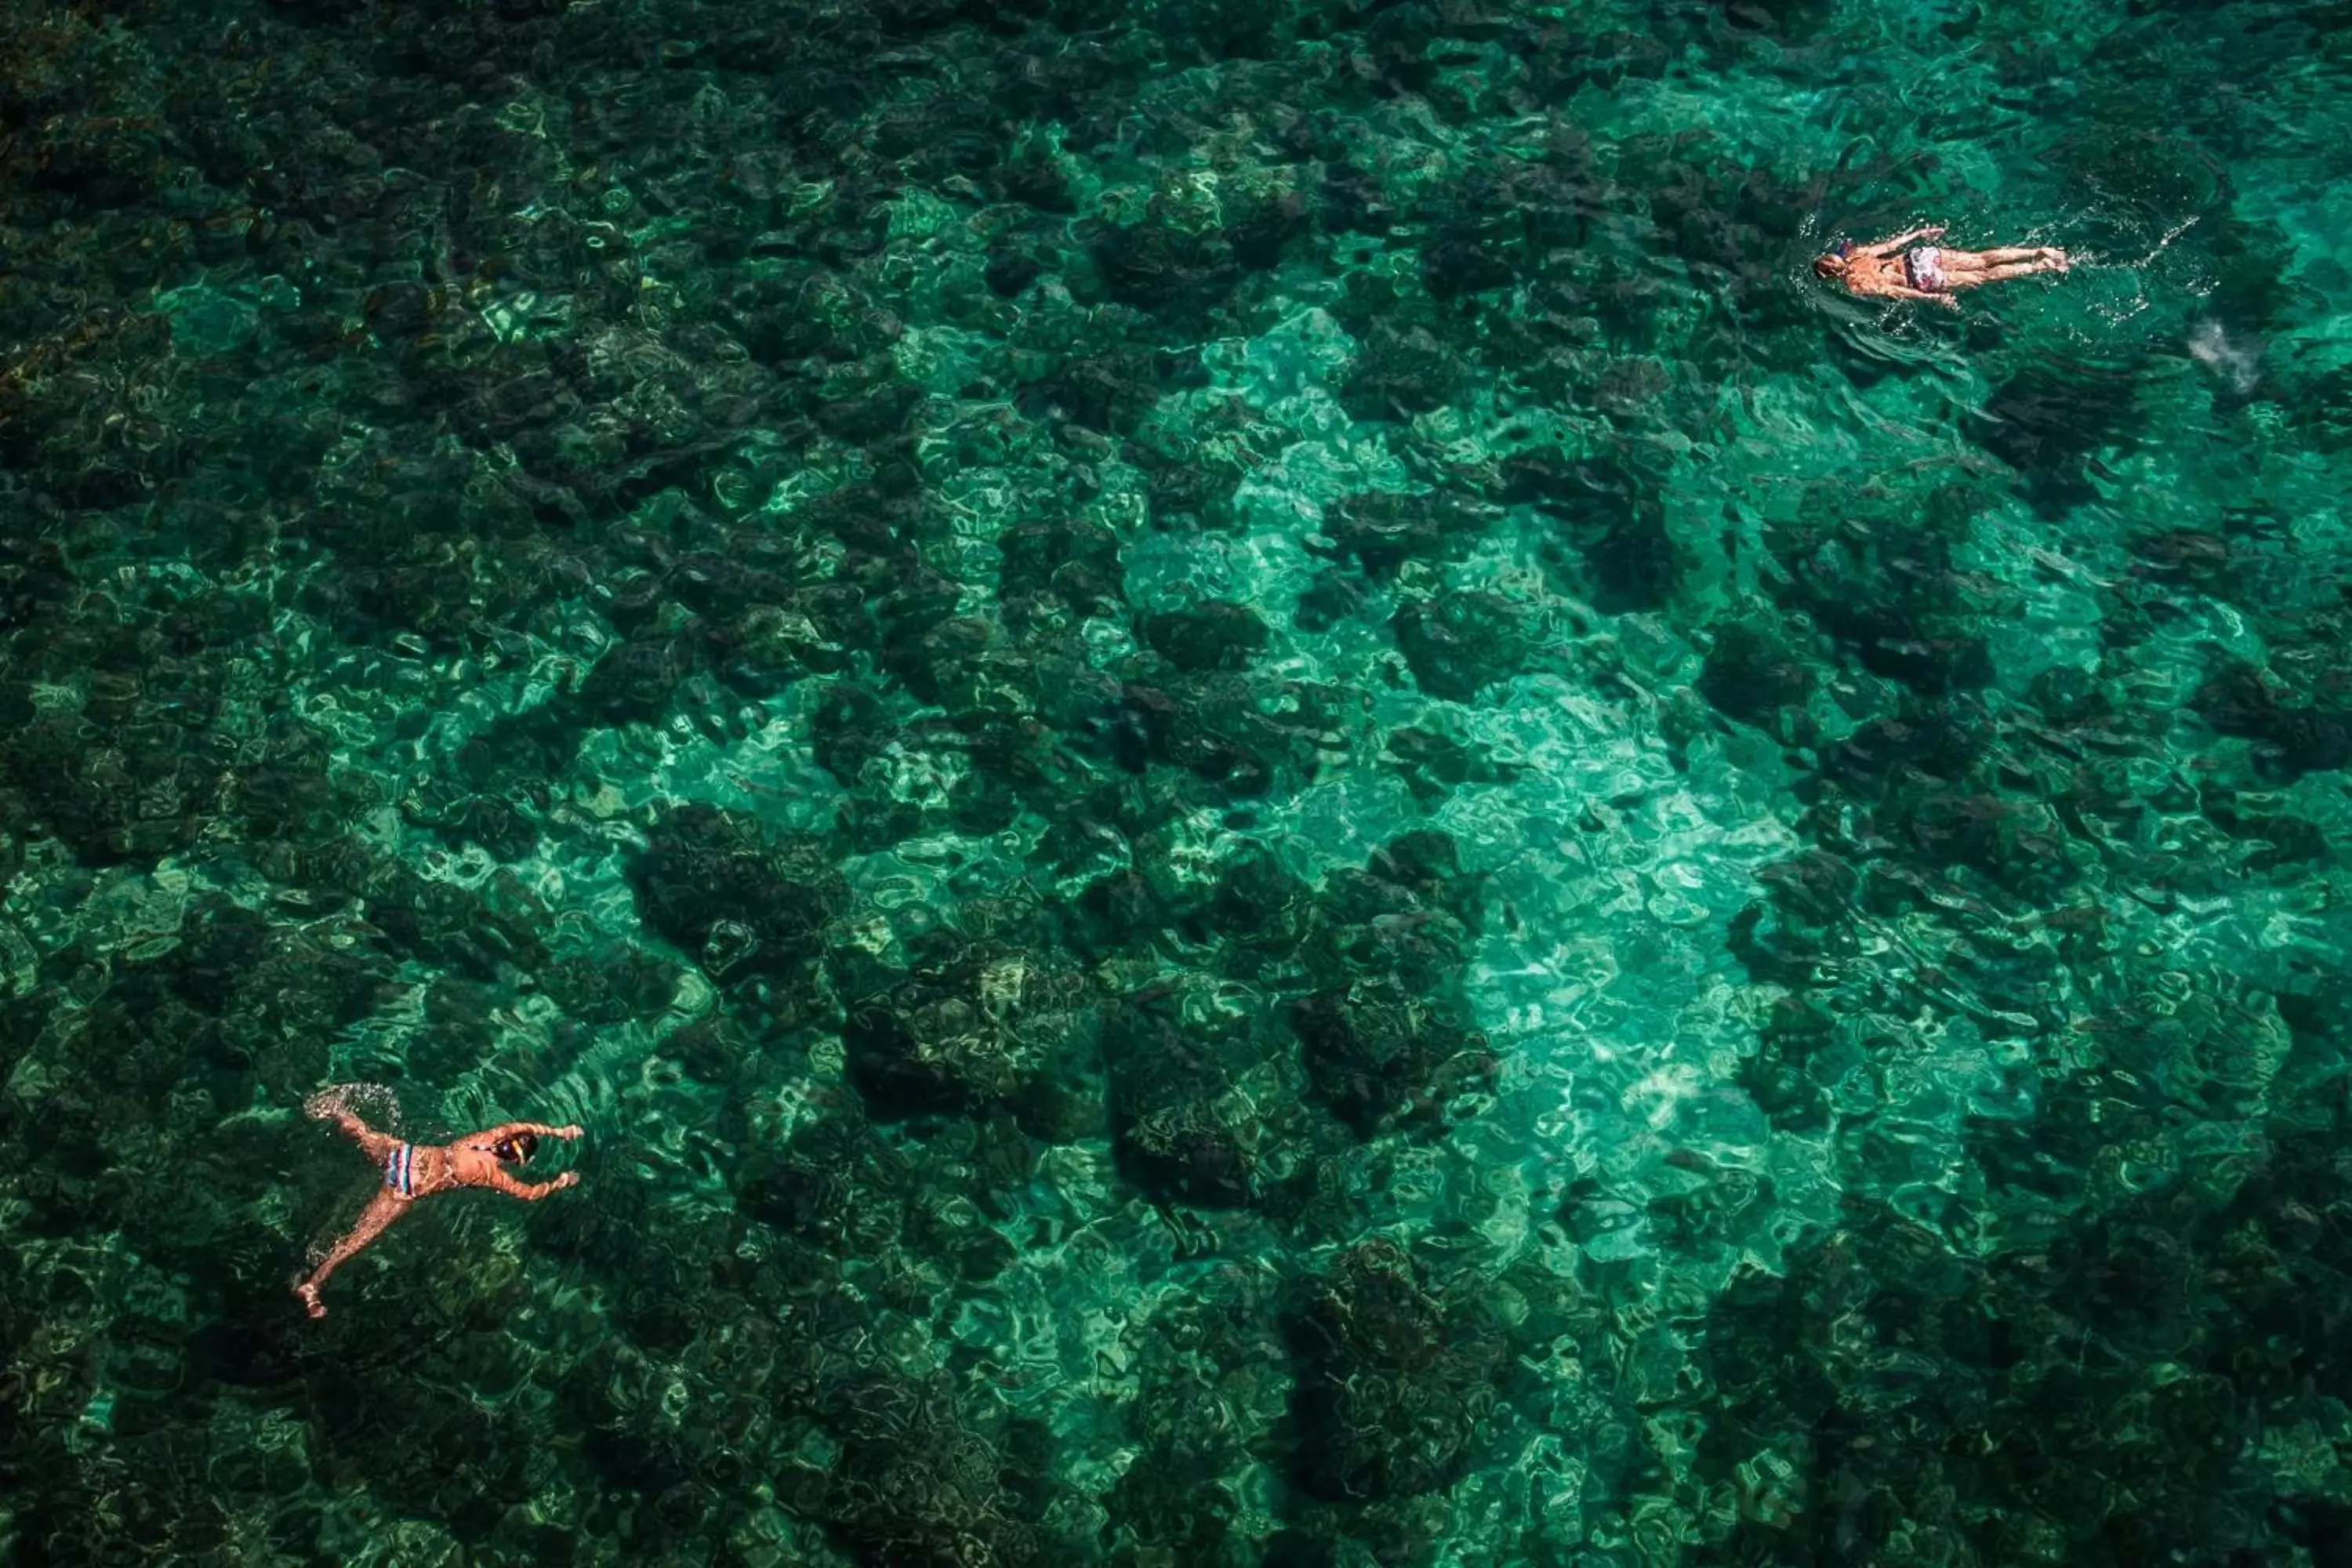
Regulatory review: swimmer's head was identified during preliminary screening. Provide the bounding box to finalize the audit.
[492,1131,539,1165]
[1813,240,1852,279]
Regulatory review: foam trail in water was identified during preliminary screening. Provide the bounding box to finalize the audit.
[2187,319,2264,393]
[303,1081,406,1134]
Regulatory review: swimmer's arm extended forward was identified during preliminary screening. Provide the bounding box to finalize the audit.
[467,1123,583,1197]
[487,1167,582,1200]
[1856,224,1945,258]
[477,1121,585,1144]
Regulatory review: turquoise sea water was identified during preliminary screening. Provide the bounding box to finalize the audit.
[3,0,2352,1562]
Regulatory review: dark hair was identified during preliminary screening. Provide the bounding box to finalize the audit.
[1813,252,1846,278]
[493,1131,539,1164]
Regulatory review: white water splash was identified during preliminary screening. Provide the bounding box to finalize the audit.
[303,1081,405,1134]
[2187,318,2264,394]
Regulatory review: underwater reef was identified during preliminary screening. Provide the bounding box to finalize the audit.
[3,0,2352,1563]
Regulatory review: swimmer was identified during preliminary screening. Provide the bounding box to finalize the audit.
[1813,226,2070,309]
[295,1087,583,1319]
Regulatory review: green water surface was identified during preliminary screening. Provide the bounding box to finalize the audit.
[2,0,2350,1563]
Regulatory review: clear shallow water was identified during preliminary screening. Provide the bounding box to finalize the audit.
[2,0,2350,1563]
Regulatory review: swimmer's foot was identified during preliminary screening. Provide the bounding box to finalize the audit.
[296,1282,327,1319]
[2044,248,2071,272]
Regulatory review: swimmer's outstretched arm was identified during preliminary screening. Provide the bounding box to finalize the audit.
[477,1121,585,1142]
[295,1190,408,1319]
[1857,224,1945,257]
[1889,285,1961,310]
[485,1167,582,1200]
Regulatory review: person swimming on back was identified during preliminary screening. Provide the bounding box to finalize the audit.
[1813,225,2069,309]
[296,1087,583,1319]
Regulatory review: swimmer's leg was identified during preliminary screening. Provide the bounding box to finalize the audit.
[295,1191,408,1319]
[305,1087,399,1161]
[1991,247,2069,273]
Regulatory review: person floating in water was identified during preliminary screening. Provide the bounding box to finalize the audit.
[296,1087,583,1319]
[1813,225,2070,308]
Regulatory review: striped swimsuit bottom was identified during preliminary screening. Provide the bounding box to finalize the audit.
[384,1142,420,1198]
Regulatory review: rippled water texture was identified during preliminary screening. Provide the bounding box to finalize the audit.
[3,0,2351,1562]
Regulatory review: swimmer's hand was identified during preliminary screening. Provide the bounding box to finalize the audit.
[553,1171,581,1190]
[554,1125,584,1140]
